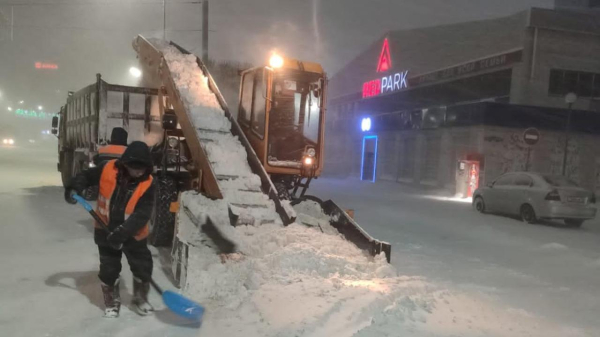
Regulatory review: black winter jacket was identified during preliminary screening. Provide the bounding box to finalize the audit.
[71,161,155,244]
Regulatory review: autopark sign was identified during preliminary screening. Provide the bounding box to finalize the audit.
[362,38,409,98]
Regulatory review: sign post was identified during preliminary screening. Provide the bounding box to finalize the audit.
[523,128,540,171]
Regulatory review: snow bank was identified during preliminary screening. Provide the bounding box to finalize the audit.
[181,198,439,336]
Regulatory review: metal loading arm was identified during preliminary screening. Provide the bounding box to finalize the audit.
[133,35,292,225]
[133,35,222,198]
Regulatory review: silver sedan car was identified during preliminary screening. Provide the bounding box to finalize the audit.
[473,172,597,227]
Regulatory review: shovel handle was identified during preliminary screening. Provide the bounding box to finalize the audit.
[72,194,111,233]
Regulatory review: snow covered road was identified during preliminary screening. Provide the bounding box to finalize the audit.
[0,145,200,337]
[310,178,600,336]
[2,144,600,336]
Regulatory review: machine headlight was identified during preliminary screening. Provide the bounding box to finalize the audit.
[269,54,284,68]
[306,148,316,157]
[303,157,314,166]
[167,137,179,149]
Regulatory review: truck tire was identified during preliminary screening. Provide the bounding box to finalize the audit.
[60,151,74,187]
[149,176,178,247]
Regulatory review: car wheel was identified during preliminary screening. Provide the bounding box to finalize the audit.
[564,219,584,228]
[473,196,486,214]
[520,204,537,224]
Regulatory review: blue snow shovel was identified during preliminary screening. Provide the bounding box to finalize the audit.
[72,194,205,321]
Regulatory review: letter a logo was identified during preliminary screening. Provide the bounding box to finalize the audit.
[376,38,392,73]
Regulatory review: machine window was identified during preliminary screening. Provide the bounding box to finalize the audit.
[239,72,254,125]
[268,74,323,165]
[251,71,266,137]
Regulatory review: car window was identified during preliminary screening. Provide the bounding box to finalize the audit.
[514,174,533,187]
[494,174,514,186]
[542,175,579,187]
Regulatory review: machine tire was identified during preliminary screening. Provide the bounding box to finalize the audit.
[60,151,74,188]
[520,204,537,224]
[564,219,584,228]
[473,196,486,214]
[149,175,178,247]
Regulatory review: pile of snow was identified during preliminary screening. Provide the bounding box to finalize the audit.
[181,198,440,336]
[293,199,339,235]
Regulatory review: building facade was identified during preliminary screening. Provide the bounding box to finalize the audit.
[325,7,600,194]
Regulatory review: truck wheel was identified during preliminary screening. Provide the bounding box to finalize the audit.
[60,151,74,187]
[149,176,178,247]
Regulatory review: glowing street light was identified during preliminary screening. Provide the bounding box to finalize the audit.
[7,107,12,111]
[38,105,43,110]
[19,100,24,104]
[129,67,142,78]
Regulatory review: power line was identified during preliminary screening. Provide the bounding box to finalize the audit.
[11,24,210,32]
[0,1,201,6]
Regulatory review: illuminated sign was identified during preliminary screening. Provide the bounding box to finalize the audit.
[35,62,58,69]
[362,38,409,98]
[376,38,392,73]
[15,109,58,120]
[362,71,408,98]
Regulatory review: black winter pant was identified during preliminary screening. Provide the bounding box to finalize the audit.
[96,233,153,286]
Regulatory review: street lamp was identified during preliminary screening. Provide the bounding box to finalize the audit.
[19,100,24,104]
[562,92,577,176]
[7,107,12,111]
[129,67,142,78]
[38,105,43,111]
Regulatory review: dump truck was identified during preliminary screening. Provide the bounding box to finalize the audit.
[51,74,185,246]
[53,36,391,287]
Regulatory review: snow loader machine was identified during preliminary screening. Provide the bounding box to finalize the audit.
[132,35,391,284]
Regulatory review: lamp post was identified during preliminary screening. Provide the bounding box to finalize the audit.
[562,92,577,176]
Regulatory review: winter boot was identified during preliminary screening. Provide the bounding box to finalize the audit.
[132,277,154,316]
[101,279,121,318]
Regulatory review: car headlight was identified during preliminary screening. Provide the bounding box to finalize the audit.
[167,137,179,149]
[306,147,316,157]
[2,139,7,144]
[8,139,14,145]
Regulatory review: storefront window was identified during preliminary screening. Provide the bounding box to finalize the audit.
[549,69,600,98]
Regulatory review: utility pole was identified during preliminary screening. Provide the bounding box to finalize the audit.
[202,0,208,62]
[163,0,166,40]
[562,93,577,176]
[10,6,14,41]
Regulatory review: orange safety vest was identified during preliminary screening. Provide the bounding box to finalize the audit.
[98,145,126,158]
[96,160,153,241]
